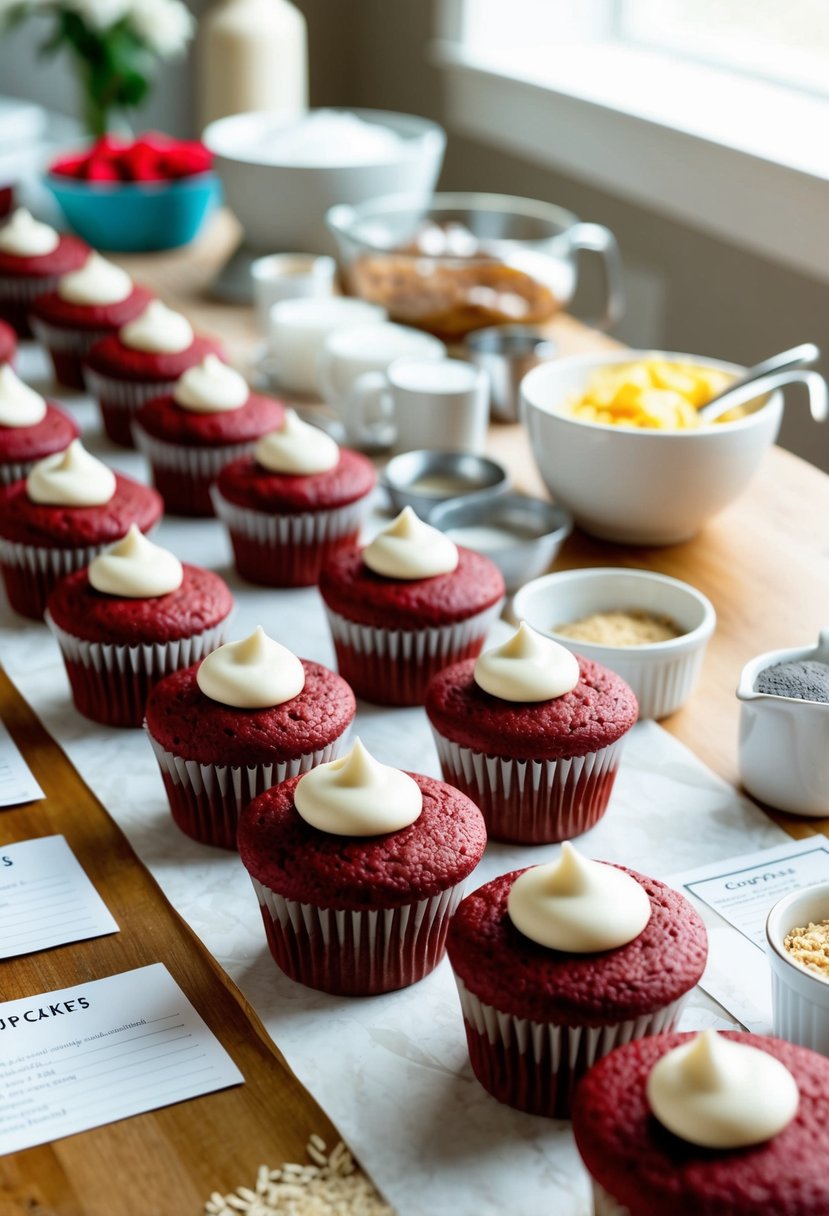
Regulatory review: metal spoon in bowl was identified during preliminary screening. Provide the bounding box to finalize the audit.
[698,368,827,425]
[698,343,823,423]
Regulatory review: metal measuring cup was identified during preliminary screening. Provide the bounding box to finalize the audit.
[465,326,557,423]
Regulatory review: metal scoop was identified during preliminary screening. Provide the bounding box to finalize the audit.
[698,343,826,424]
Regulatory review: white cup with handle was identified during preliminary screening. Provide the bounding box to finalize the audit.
[318,321,446,447]
[380,356,490,454]
[266,297,387,395]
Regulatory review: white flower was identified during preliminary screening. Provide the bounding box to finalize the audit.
[66,0,132,29]
[127,0,193,56]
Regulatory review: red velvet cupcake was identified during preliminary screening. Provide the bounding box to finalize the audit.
[446,849,707,1119]
[46,526,233,727]
[145,627,355,849]
[213,410,377,587]
[0,208,89,337]
[573,1030,829,1216]
[0,439,162,619]
[29,252,152,390]
[0,365,79,487]
[133,356,285,516]
[426,622,637,843]
[0,318,16,366]
[84,300,225,447]
[318,507,505,706]
[238,739,487,995]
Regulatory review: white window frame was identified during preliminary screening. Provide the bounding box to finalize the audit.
[432,0,829,282]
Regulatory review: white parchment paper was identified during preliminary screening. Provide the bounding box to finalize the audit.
[0,347,789,1215]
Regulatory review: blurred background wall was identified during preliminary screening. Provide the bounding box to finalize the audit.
[0,0,826,468]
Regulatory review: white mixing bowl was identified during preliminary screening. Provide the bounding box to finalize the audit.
[203,107,445,255]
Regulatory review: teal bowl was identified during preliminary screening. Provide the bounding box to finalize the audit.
[46,173,222,252]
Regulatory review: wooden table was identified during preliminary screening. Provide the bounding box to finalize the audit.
[2,210,829,1211]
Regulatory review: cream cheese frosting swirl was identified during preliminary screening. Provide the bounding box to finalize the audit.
[474,621,579,702]
[26,440,116,506]
[0,208,60,257]
[57,252,133,306]
[0,364,47,427]
[173,354,249,413]
[197,626,304,708]
[507,842,652,952]
[362,506,458,580]
[646,1030,799,1148]
[294,738,422,836]
[254,408,339,475]
[88,524,183,598]
[120,300,194,353]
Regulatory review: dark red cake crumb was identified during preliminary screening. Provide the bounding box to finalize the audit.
[136,390,285,448]
[573,1031,829,1216]
[447,866,707,1025]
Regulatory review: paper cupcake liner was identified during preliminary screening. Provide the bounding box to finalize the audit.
[454,976,686,1119]
[592,1183,630,1216]
[250,876,467,996]
[323,598,505,707]
[0,273,63,337]
[29,316,109,391]
[46,612,231,728]
[0,458,35,488]
[213,489,370,588]
[133,430,259,517]
[431,732,624,844]
[0,536,107,619]
[147,728,351,850]
[83,368,179,448]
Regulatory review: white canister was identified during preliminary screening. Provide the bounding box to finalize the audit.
[737,629,829,816]
[266,297,386,395]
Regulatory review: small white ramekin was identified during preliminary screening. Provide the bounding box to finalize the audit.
[737,630,829,816]
[766,883,829,1054]
[511,567,716,720]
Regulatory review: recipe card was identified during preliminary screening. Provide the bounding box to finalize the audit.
[0,718,43,807]
[669,835,829,1033]
[0,963,244,1154]
[0,835,119,959]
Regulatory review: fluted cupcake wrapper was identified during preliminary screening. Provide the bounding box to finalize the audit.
[46,611,232,728]
[431,732,625,844]
[133,429,257,517]
[83,368,180,448]
[323,598,505,707]
[592,1183,630,1216]
[0,536,107,619]
[147,728,351,850]
[0,458,35,488]
[29,316,109,390]
[249,876,468,996]
[454,976,686,1120]
[213,488,370,588]
[0,273,63,337]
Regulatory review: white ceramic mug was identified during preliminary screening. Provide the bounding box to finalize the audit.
[318,322,446,446]
[266,297,387,395]
[251,253,336,333]
[373,357,490,454]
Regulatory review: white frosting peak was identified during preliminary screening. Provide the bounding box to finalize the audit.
[196,627,304,708]
[362,506,459,580]
[26,440,116,506]
[120,300,194,354]
[57,252,133,306]
[647,1031,799,1148]
[474,621,579,702]
[173,354,249,413]
[88,524,183,598]
[507,843,652,952]
[0,364,47,427]
[294,738,422,837]
[0,208,59,257]
[254,409,340,475]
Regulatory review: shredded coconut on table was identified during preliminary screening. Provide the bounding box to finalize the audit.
[205,1138,393,1216]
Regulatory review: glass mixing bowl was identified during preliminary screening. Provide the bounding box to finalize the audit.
[326,191,624,341]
